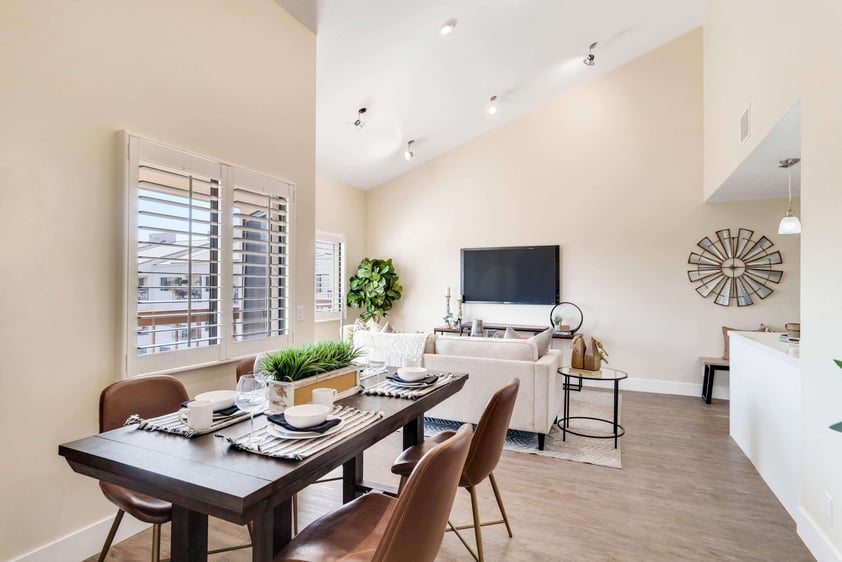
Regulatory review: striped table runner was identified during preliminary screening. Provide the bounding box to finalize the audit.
[223,405,382,461]
[126,409,252,438]
[362,372,459,400]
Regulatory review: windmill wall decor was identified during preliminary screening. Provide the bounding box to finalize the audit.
[687,228,783,307]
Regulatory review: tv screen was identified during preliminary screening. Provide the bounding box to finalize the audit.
[461,245,559,305]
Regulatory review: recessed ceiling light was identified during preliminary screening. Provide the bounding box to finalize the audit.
[583,42,598,66]
[440,19,457,36]
[353,107,367,130]
[404,140,415,160]
[487,96,498,115]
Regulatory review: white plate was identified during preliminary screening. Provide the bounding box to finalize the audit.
[267,416,345,440]
[195,390,236,411]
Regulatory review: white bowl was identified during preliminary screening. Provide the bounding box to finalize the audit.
[194,390,236,411]
[284,404,331,428]
[397,367,428,382]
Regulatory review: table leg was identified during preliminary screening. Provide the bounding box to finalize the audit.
[706,367,716,405]
[702,364,711,403]
[343,453,364,503]
[251,499,292,562]
[562,375,570,442]
[171,505,208,562]
[403,415,424,449]
[613,380,620,449]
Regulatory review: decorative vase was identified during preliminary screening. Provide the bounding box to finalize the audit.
[266,365,360,414]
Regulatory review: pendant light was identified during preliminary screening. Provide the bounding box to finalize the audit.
[777,158,801,235]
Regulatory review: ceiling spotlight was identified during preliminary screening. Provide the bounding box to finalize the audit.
[583,42,598,66]
[777,158,802,235]
[487,96,498,115]
[353,107,367,130]
[404,140,415,160]
[440,19,457,36]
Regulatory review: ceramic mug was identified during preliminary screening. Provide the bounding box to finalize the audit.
[180,399,213,431]
[312,388,337,408]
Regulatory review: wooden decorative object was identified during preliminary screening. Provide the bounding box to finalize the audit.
[266,366,360,414]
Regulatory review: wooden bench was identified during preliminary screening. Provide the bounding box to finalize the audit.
[700,357,730,404]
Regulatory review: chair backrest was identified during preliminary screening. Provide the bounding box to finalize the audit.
[373,423,473,562]
[461,378,520,487]
[236,356,255,381]
[99,375,189,432]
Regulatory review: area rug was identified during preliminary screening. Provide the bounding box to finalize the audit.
[425,389,622,469]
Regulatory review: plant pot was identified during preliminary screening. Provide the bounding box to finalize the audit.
[266,365,360,414]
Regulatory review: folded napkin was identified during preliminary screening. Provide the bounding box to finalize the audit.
[387,373,438,386]
[180,400,240,417]
[267,413,342,434]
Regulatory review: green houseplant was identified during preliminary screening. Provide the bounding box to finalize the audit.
[346,258,403,322]
[831,359,842,432]
[260,341,360,382]
[259,341,362,413]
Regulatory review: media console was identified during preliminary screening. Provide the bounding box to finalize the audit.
[433,323,573,339]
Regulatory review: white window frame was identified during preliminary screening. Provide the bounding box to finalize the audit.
[123,132,294,377]
[314,231,345,323]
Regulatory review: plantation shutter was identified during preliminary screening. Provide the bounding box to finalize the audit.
[315,235,344,316]
[230,168,292,348]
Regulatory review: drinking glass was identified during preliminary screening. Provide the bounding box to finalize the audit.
[235,375,267,444]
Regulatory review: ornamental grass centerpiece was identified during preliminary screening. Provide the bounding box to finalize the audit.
[259,341,362,414]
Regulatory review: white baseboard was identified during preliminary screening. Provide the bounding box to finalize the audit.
[11,512,150,562]
[798,507,842,562]
[581,376,730,400]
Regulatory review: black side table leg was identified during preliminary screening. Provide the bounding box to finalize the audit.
[705,367,716,404]
[613,380,620,449]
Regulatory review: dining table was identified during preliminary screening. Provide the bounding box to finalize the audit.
[58,370,468,562]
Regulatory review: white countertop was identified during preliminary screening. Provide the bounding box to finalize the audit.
[730,331,800,364]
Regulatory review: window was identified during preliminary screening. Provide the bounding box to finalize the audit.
[314,232,345,321]
[125,134,294,376]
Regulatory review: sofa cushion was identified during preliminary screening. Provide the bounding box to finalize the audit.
[502,327,552,357]
[435,336,538,362]
[503,326,527,339]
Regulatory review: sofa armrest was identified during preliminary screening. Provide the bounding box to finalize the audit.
[533,350,562,433]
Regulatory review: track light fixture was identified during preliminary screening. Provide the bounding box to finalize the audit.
[354,107,367,130]
[583,42,598,66]
[404,140,415,160]
[777,158,802,235]
[440,19,457,36]
[487,96,498,115]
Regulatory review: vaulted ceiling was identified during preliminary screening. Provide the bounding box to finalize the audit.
[277,0,709,189]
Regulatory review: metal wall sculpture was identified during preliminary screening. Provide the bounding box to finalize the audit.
[687,228,783,307]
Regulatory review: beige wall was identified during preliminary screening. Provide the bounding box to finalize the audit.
[314,175,368,342]
[0,1,315,559]
[705,0,842,556]
[365,29,800,392]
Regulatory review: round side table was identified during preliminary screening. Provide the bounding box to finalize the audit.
[557,366,628,448]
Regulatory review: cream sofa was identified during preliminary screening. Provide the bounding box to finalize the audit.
[423,335,562,450]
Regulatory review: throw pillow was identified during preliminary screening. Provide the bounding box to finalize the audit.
[352,318,366,331]
[366,318,382,332]
[530,328,553,357]
[380,321,395,333]
[503,326,527,339]
[722,324,770,360]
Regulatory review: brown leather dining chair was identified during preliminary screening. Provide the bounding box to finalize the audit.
[98,375,251,561]
[391,378,520,562]
[275,423,474,562]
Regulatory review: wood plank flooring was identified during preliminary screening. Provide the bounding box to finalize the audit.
[86,391,813,561]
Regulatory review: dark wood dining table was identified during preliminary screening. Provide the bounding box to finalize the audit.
[58,371,468,561]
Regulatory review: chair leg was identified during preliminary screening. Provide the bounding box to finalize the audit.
[98,509,125,562]
[247,521,254,542]
[488,473,513,538]
[397,475,407,497]
[469,486,484,562]
[151,523,161,562]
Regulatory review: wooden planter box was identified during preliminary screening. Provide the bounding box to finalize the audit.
[266,365,360,414]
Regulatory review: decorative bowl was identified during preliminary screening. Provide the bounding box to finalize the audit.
[283,404,331,428]
[397,366,428,382]
[194,390,236,411]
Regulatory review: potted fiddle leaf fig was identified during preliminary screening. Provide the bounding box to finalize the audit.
[258,341,361,413]
[346,258,403,322]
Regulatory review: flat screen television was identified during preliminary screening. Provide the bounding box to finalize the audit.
[461,245,559,305]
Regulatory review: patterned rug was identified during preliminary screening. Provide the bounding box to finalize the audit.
[425,389,622,469]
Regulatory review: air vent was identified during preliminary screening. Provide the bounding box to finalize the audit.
[740,104,751,144]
